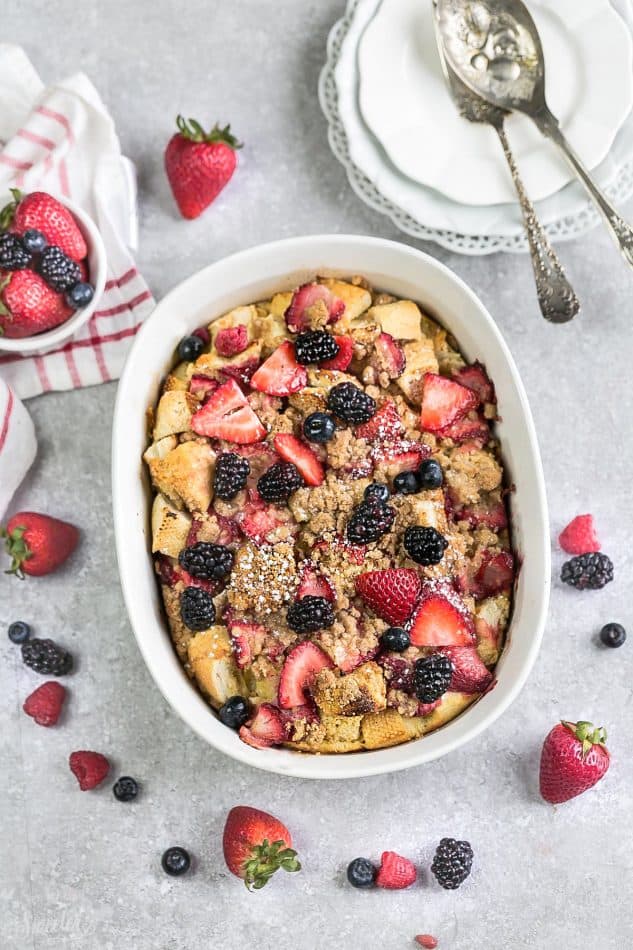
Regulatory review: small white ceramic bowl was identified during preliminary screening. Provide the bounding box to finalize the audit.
[112,235,550,780]
[0,195,107,355]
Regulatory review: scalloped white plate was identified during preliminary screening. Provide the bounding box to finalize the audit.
[358,0,633,205]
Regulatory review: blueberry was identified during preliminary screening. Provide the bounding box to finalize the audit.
[22,229,48,254]
[8,621,30,644]
[364,482,390,504]
[178,335,205,362]
[65,281,95,310]
[218,695,250,730]
[303,412,336,443]
[161,846,191,876]
[381,627,410,652]
[599,622,626,648]
[394,471,420,495]
[347,857,376,888]
[418,458,443,490]
[113,776,139,801]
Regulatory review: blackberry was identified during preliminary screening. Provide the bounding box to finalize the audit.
[218,695,250,729]
[257,461,304,503]
[303,412,336,444]
[364,482,390,504]
[414,654,453,703]
[161,846,191,876]
[0,232,31,270]
[327,382,376,424]
[404,526,448,566]
[113,776,139,802]
[180,587,215,631]
[22,229,47,254]
[417,458,443,490]
[393,471,419,495]
[599,622,626,648]
[179,542,233,581]
[8,620,30,644]
[295,330,340,365]
[287,596,335,634]
[431,838,474,890]
[21,638,73,676]
[36,245,81,292]
[561,552,614,590]
[346,498,395,544]
[214,452,250,499]
[347,857,376,888]
[381,627,410,652]
[177,334,205,362]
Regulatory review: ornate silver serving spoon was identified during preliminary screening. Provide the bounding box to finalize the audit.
[435,0,633,268]
[433,2,579,322]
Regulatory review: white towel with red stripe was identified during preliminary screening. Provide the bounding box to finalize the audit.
[0,43,155,399]
[0,378,36,518]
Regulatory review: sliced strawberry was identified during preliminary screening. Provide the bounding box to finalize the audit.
[192,378,266,443]
[296,561,335,602]
[273,433,324,486]
[280,704,321,735]
[355,400,403,442]
[408,582,475,647]
[437,414,490,446]
[190,374,219,402]
[23,681,66,727]
[375,851,417,889]
[373,333,406,379]
[558,514,600,555]
[239,703,285,749]
[284,282,345,332]
[336,642,380,674]
[453,361,496,405]
[321,335,353,371]
[450,493,508,531]
[238,497,293,545]
[420,374,478,432]
[278,641,333,709]
[228,619,267,669]
[218,355,261,384]
[355,569,421,626]
[214,513,242,546]
[372,439,430,479]
[250,341,307,396]
[441,646,493,693]
[215,324,249,357]
[475,551,514,597]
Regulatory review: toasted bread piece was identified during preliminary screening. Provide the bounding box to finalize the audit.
[162,373,189,393]
[252,310,291,353]
[396,338,439,404]
[395,488,448,535]
[289,714,364,753]
[361,708,426,749]
[418,691,477,732]
[149,441,215,513]
[313,662,387,717]
[153,390,198,440]
[287,387,327,417]
[475,593,510,665]
[143,435,178,464]
[188,626,246,708]
[151,493,192,557]
[320,278,372,323]
[366,300,423,341]
[194,340,262,378]
[162,584,193,661]
[268,291,293,318]
[306,368,358,392]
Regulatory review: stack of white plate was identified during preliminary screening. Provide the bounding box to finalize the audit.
[319,0,633,254]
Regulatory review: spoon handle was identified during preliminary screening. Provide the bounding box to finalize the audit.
[495,123,580,323]
[535,109,633,268]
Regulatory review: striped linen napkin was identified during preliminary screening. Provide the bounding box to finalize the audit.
[0,43,155,399]
[0,378,36,518]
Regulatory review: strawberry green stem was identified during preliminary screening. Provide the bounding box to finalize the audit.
[241,838,301,891]
[175,116,242,149]
[562,720,607,757]
[0,187,23,231]
[1,524,32,578]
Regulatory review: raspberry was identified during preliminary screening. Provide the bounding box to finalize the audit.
[36,245,81,292]
[327,382,376,424]
[431,838,473,889]
[404,526,448,566]
[22,681,66,726]
[180,586,216,630]
[287,596,335,634]
[257,461,304,503]
[294,330,340,365]
[561,552,613,590]
[69,751,110,791]
[214,452,250,499]
[558,514,600,555]
[178,542,234,581]
[414,654,453,703]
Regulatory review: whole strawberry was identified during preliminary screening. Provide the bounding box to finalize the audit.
[0,269,72,337]
[2,512,79,577]
[0,188,87,261]
[540,720,610,804]
[222,805,301,890]
[165,116,241,219]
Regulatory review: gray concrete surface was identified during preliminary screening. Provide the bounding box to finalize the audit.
[1,2,633,948]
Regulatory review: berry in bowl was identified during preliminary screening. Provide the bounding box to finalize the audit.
[0,190,106,354]
[113,235,549,779]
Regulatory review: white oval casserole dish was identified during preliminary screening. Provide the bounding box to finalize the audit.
[112,235,550,780]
